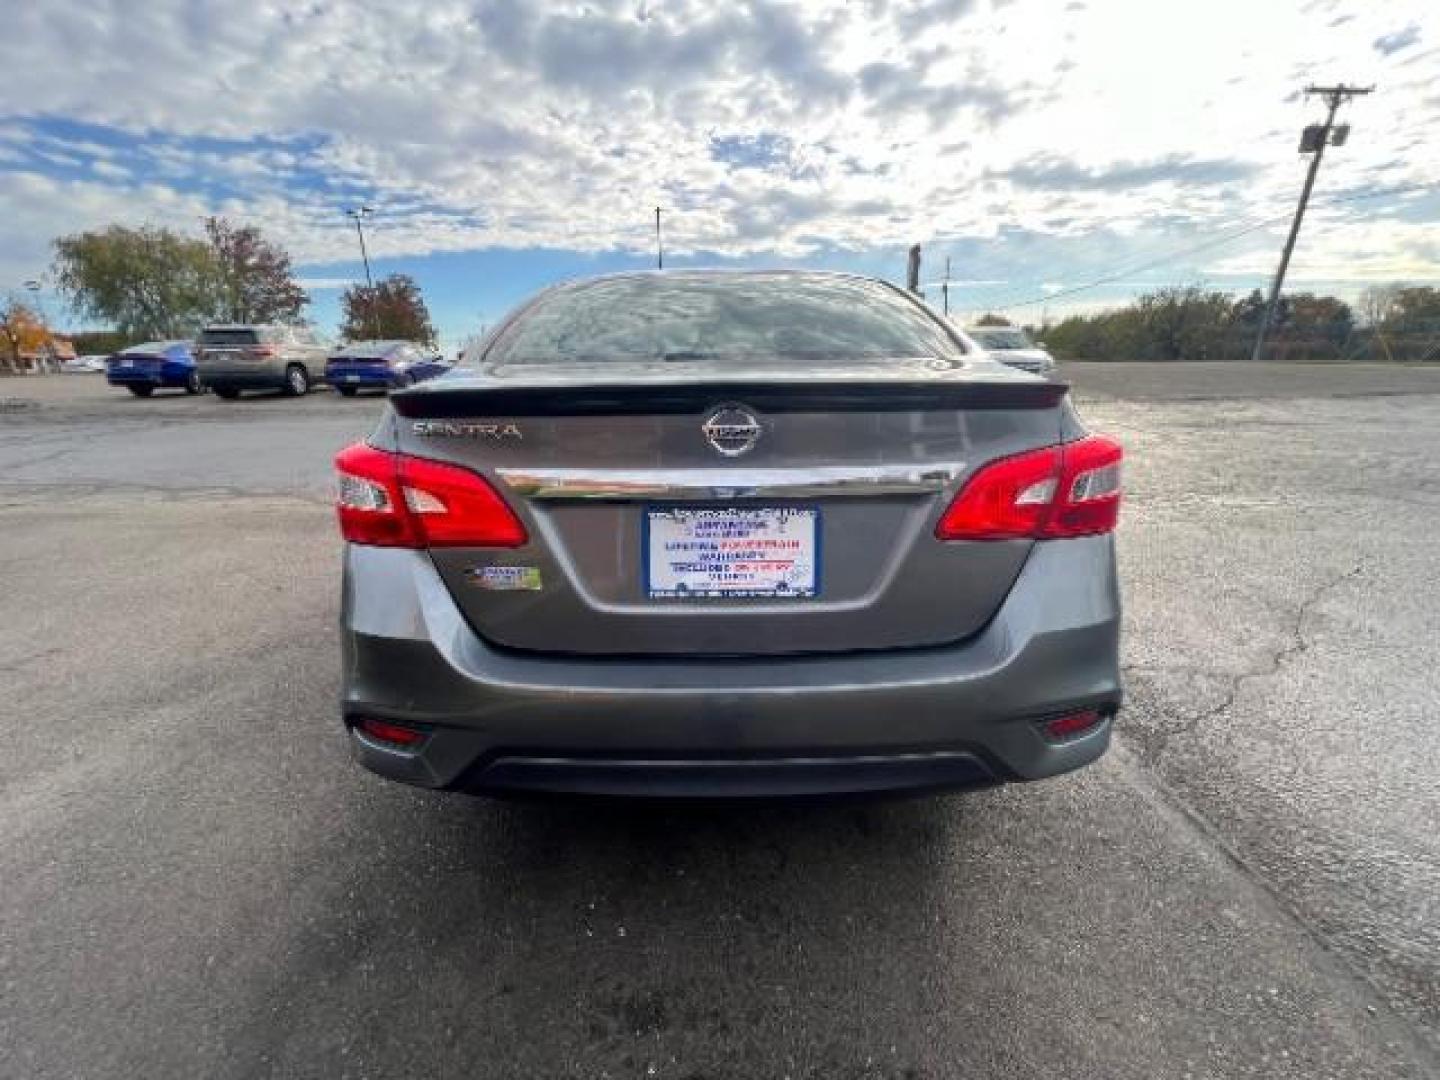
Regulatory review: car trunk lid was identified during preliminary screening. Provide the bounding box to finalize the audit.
[388,370,1069,657]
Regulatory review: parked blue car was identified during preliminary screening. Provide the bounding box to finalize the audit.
[106,341,202,397]
[325,340,451,395]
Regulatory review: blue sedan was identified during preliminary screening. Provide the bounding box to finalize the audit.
[106,341,201,397]
[325,340,451,396]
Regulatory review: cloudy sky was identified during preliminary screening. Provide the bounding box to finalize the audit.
[3,0,1436,346]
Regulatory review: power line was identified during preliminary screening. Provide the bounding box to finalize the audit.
[985,181,1433,314]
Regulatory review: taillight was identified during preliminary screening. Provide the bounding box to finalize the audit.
[354,716,427,748]
[334,443,527,548]
[935,434,1122,541]
[1039,708,1105,741]
[253,345,278,358]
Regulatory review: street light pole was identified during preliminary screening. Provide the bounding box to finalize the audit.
[345,207,378,338]
[23,279,49,373]
[655,207,664,270]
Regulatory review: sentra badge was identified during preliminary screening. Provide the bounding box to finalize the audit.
[412,421,523,439]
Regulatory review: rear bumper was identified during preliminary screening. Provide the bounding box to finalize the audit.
[340,536,1122,797]
[327,366,398,388]
[198,368,286,389]
[107,370,173,386]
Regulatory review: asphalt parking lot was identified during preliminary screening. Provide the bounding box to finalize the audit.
[2,363,1438,1079]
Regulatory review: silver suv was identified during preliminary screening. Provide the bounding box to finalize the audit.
[195,324,331,399]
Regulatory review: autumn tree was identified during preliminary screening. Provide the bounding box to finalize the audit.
[1280,293,1353,346]
[203,216,307,324]
[1,299,51,373]
[339,274,436,345]
[52,225,224,338]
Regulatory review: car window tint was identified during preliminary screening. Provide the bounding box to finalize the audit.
[971,329,1032,350]
[485,274,966,369]
[199,329,260,346]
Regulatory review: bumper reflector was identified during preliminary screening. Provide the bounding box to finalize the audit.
[355,717,427,749]
[1041,709,1104,741]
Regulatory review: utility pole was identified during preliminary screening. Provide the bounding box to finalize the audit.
[655,207,664,270]
[1250,83,1373,362]
[345,206,378,338]
[942,256,951,316]
[906,244,921,295]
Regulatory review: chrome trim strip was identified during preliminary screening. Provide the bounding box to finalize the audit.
[497,464,965,500]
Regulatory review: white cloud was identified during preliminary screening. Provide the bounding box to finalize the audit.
[295,277,356,291]
[0,0,1435,294]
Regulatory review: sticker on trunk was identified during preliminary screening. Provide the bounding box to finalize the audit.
[466,565,543,591]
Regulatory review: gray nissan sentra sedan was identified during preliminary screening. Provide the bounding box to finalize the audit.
[334,270,1122,798]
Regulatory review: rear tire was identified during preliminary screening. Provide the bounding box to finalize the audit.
[212,385,240,400]
[283,364,310,397]
[337,385,358,397]
[184,371,203,395]
[127,385,154,398]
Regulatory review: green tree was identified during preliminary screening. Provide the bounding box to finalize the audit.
[1133,286,1235,361]
[339,274,437,345]
[203,216,307,324]
[974,312,1012,326]
[52,225,224,338]
[1386,286,1440,328]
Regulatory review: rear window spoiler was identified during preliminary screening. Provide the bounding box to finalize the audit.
[390,379,1069,418]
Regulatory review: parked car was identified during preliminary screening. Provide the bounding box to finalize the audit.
[334,270,1123,799]
[105,341,201,396]
[60,354,109,374]
[325,340,451,395]
[963,326,1057,376]
[194,324,330,398]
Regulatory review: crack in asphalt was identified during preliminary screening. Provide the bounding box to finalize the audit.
[1145,562,1365,749]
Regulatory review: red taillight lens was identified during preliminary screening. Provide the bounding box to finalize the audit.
[355,716,427,747]
[397,454,528,547]
[1040,709,1104,741]
[334,443,527,549]
[253,345,278,357]
[1047,434,1123,538]
[935,434,1122,541]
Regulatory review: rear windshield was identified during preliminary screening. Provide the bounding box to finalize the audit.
[199,329,260,346]
[122,341,171,354]
[340,342,404,358]
[485,275,965,369]
[968,328,1033,350]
